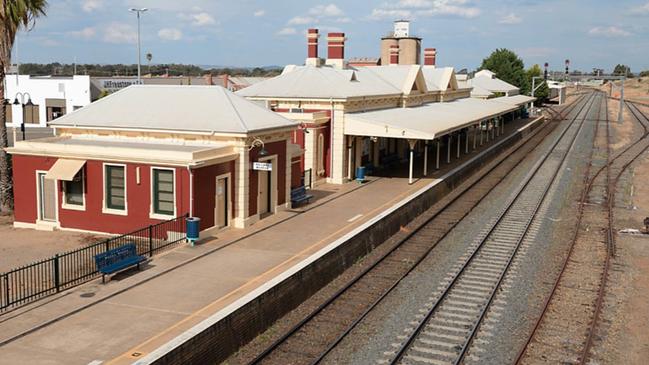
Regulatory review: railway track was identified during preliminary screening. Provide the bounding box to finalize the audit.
[242,97,588,365]
[515,97,649,364]
[382,92,599,365]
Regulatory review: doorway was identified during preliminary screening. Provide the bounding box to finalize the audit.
[37,172,57,222]
[215,176,229,229]
[258,170,271,216]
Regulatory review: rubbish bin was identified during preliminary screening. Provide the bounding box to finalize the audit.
[186,217,201,246]
[355,166,366,183]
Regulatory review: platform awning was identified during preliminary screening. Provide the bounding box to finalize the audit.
[344,98,519,141]
[491,95,536,106]
[45,158,86,181]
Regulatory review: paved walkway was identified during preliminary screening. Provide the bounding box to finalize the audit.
[0,118,534,365]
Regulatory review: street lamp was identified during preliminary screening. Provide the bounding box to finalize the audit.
[129,7,148,84]
[13,92,33,141]
[248,138,269,156]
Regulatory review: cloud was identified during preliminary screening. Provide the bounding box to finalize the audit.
[631,2,649,14]
[285,3,350,26]
[288,16,318,25]
[254,10,266,17]
[103,22,137,44]
[158,28,183,41]
[69,27,96,39]
[276,27,297,36]
[499,13,522,24]
[179,10,216,27]
[81,0,102,13]
[369,0,480,20]
[308,4,344,17]
[588,26,631,37]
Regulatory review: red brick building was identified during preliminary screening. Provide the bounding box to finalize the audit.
[7,85,300,235]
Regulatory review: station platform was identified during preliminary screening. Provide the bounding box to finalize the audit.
[0,117,540,365]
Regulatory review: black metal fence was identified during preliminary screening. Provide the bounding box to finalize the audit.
[0,214,188,313]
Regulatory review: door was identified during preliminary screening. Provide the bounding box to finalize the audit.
[38,172,57,222]
[215,177,228,228]
[258,170,270,215]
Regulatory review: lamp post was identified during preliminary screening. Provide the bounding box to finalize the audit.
[129,7,148,84]
[13,92,33,141]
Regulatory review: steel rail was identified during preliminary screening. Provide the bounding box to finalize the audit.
[515,96,649,365]
[390,92,597,365]
[247,96,587,365]
[306,96,586,365]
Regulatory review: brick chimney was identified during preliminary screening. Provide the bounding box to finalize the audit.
[306,28,321,66]
[424,48,437,67]
[325,32,346,69]
[389,45,399,65]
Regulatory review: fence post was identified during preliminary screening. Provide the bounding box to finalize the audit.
[148,225,153,257]
[3,274,9,309]
[54,254,61,293]
[105,240,110,253]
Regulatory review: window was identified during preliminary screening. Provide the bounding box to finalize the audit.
[63,169,84,207]
[152,169,175,216]
[105,165,126,211]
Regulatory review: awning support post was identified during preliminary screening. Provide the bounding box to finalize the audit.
[436,139,440,170]
[423,140,428,176]
[446,135,451,164]
[480,122,484,145]
[501,117,505,134]
[456,133,460,159]
[473,125,478,150]
[408,139,417,185]
[492,119,496,139]
[465,130,469,154]
[347,136,353,180]
[495,119,500,137]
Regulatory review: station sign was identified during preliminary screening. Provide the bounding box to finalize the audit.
[253,162,273,171]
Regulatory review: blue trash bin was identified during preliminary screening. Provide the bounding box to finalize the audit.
[186,217,201,245]
[355,166,366,183]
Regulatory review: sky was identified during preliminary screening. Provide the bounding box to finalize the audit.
[13,0,649,73]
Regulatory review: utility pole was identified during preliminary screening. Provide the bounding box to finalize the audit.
[129,8,148,84]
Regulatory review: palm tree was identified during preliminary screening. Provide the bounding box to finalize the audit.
[0,1,48,213]
[146,52,152,74]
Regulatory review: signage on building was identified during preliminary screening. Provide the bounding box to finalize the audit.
[253,162,273,171]
[100,79,143,92]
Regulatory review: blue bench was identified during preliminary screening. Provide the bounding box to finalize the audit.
[291,186,313,206]
[94,243,146,283]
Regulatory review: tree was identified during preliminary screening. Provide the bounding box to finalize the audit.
[479,48,529,94]
[640,70,649,78]
[613,64,630,77]
[146,52,152,74]
[0,0,48,213]
[526,64,549,103]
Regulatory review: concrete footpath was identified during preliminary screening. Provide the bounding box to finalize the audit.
[0,118,536,365]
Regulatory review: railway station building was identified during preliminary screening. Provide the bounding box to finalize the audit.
[237,29,534,185]
[7,85,300,234]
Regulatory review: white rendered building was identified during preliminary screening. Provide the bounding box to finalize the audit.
[4,74,92,128]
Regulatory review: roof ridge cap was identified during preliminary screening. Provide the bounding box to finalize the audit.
[222,88,250,132]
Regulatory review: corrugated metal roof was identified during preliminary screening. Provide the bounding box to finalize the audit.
[344,97,519,140]
[237,65,405,99]
[468,76,519,94]
[50,85,297,134]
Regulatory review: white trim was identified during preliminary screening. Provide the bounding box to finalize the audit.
[35,170,59,223]
[214,172,232,230]
[150,166,177,220]
[61,167,86,211]
[102,163,128,216]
